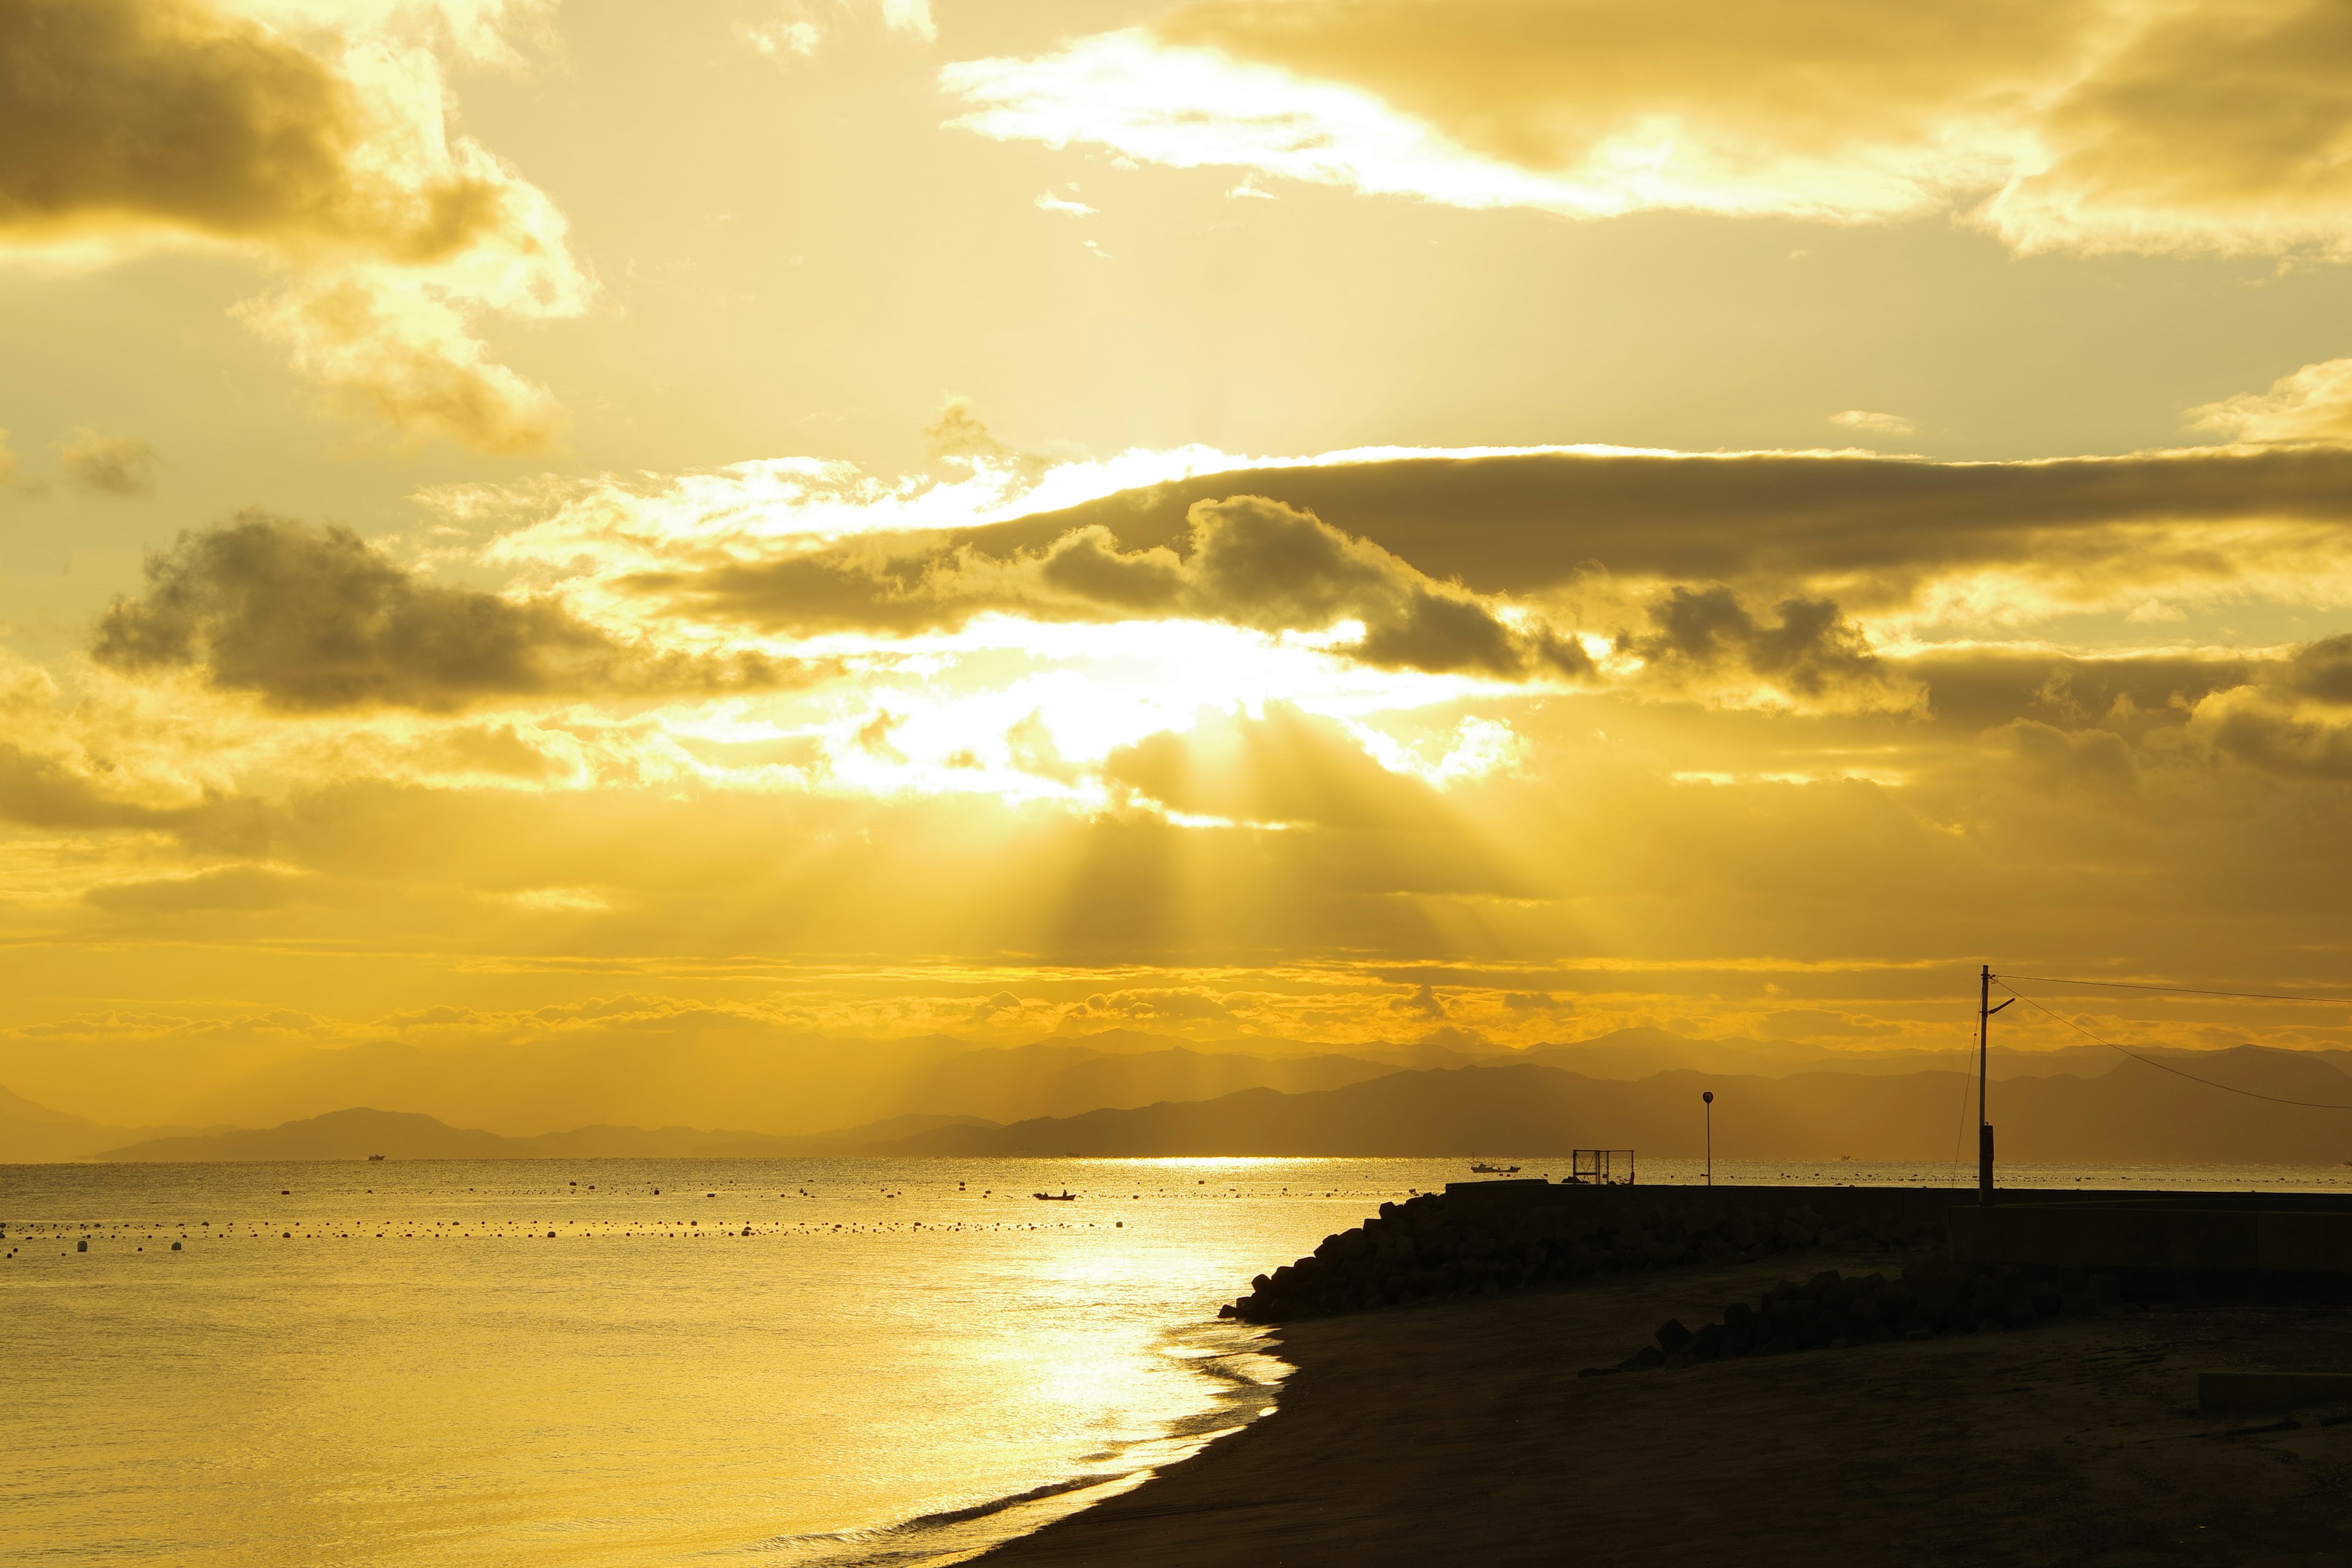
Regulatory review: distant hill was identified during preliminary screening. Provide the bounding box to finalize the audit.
[95,1108,1004,1163]
[1515,1026,2165,1082]
[99,1108,532,1163]
[28,1019,2242,1142]
[871,1048,2352,1165]
[47,1039,2352,1166]
[130,1031,1404,1138]
[0,1084,233,1164]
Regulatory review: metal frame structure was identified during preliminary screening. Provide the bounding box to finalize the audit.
[1570,1148,1635,1185]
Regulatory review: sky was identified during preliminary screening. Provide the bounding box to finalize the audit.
[9,0,2352,1123]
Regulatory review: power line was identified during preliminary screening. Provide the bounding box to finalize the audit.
[1947,1027,1978,1178]
[1997,974,2352,1006]
[1993,981,2352,1112]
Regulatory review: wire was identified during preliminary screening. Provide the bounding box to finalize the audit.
[1992,981,2352,1111]
[1948,1027,1978,1180]
[1996,975,2352,1006]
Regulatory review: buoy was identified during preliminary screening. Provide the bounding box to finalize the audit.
[172,1241,181,1250]
[76,1238,87,1252]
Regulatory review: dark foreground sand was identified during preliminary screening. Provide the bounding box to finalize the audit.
[978,1254,2352,1567]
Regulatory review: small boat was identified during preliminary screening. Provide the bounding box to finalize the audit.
[368,1154,385,1162]
[1033,1189,1078,1201]
[1468,1161,1520,1175]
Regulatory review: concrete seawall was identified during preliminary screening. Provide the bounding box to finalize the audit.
[1951,1193,2352,1281]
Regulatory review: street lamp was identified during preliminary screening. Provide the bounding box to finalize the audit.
[1702,1090,1714,1186]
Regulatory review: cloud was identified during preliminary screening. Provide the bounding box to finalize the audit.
[944,0,2352,257]
[943,445,2352,619]
[2280,634,2352,706]
[60,429,159,496]
[1106,701,1453,829]
[85,864,315,914]
[1830,410,1917,438]
[0,0,588,450]
[1904,648,2255,736]
[1622,585,1905,706]
[740,0,936,60]
[1095,703,1521,895]
[2177,633,2352,781]
[235,273,568,453]
[475,435,2352,718]
[0,741,184,830]
[91,513,818,711]
[2190,356,2352,445]
[631,493,1596,682]
[1997,718,2139,794]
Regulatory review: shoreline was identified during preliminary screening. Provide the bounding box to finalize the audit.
[975,1251,2352,1566]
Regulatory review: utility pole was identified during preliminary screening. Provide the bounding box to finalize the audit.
[1978,964,2013,1206]
[1702,1091,1714,1186]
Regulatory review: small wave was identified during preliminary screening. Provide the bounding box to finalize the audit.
[726,1320,1293,1565]
[728,1472,1139,1565]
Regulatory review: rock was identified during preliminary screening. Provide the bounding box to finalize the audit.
[1656,1318,1695,1355]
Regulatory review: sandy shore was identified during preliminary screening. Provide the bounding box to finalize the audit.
[977,1253,2352,1566]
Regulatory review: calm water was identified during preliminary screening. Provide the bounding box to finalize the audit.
[9,1155,2352,1567]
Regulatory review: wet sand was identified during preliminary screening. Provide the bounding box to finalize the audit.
[978,1254,2352,1567]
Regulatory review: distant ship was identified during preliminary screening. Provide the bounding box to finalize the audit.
[1033,1189,1077,1201]
[1468,1161,1520,1174]
[368,1154,385,1162]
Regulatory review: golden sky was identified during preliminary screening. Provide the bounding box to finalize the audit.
[8,0,2352,1123]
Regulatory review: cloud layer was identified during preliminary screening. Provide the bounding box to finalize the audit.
[946,0,2352,256]
[630,492,1597,682]
[93,513,812,710]
[0,0,586,450]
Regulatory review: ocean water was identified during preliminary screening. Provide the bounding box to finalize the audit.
[9,1155,2352,1567]
[0,1156,1493,1567]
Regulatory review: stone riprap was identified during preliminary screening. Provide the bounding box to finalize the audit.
[1219,1187,1943,1324]
[1594,1260,2128,1373]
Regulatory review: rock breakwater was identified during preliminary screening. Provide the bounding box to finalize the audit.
[1219,1186,1944,1324]
[1589,1259,2128,1373]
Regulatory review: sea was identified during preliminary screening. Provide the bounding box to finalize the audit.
[8,1154,2352,1567]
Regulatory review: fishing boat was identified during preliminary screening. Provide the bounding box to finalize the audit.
[1468,1160,1520,1174]
[368,1154,385,1161]
[1033,1189,1078,1201]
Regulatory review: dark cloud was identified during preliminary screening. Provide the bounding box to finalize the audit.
[636,494,1593,682]
[627,448,2352,682]
[958,447,2352,600]
[1904,649,2255,735]
[92,513,818,712]
[2279,635,2352,706]
[0,741,179,831]
[1623,585,1887,699]
[1998,719,2139,794]
[0,0,586,454]
[60,430,157,497]
[0,0,498,259]
[2200,701,2352,781]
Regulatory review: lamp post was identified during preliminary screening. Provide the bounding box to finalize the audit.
[1978,964,2013,1206]
[1702,1090,1714,1186]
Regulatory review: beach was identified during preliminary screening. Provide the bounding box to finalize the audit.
[979,1250,2352,1566]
